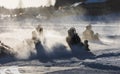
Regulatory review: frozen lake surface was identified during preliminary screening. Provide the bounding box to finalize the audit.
[0,16,120,74]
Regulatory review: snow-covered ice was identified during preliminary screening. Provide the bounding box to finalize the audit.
[0,13,120,74]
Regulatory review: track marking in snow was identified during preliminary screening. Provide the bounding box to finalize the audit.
[0,66,80,74]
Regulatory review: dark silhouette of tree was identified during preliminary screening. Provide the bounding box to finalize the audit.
[106,0,120,11]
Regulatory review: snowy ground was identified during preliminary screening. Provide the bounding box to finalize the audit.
[0,15,120,74]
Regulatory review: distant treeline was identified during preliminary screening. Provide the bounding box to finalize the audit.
[0,0,120,16]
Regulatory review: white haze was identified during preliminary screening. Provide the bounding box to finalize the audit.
[0,21,120,59]
[0,0,56,9]
[0,24,70,59]
[0,12,120,59]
